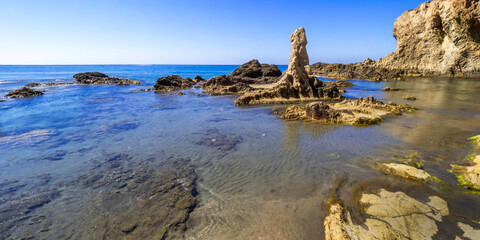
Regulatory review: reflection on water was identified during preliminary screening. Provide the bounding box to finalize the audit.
[1,66,480,239]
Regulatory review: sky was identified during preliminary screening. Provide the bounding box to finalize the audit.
[0,0,426,65]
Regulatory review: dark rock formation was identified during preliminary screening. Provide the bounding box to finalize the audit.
[4,87,44,98]
[235,28,343,106]
[305,102,340,121]
[153,75,195,93]
[229,59,282,83]
[194,75,206,83]
[73,72,141,85]
[333,80,355,87]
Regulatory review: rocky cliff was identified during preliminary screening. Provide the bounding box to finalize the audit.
[312,0,480,79]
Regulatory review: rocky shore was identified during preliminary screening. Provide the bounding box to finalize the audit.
[312,0,480,80]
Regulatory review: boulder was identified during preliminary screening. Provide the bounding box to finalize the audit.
[153,75,195,93]
[4,87,44,98]
[380,163,433,181]
[235,28,343,105]
[229,59,282,83]
[383,86,400,91]
[305,102,339,121]
[194,75,206,83]
[333,80,355,88]
[73,72,141,85]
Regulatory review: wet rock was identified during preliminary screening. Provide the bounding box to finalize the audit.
[195,129,243,152]
[451,155,480,190]
[130,88,153,93]
[403,95,417,100]
[332,80,355,88]
[199,75,253,95]
[4,87,44,98]
[380,163,433,181]
[458,222,480,239]
[277,96,413,125]
[324,189,449,240]
[73,72,141,85]
[305,102,340,121]
[194,75,206,83]
[177,92,185,95]
[153,75,195,93]
[235,28,343,106]
[229,59,282,84]
[383,86,400,91]
[25,82,74,87]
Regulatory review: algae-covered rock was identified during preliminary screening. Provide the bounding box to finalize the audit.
[451,155,480,190]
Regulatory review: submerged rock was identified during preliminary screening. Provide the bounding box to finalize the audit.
[77,155,197,239]
[25,82,74,87]
[324,189,449,240]
[235,28,343,105]
[403,95,417,101]
[153,75,195,93]
[277,96,413,125]
[4,87,44,98]
[73,72,141,85]
[195,129,243,152]
[383,86,400,91]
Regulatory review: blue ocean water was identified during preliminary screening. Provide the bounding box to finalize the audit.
[1,65,480,239]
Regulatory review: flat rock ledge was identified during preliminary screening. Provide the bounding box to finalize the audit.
[277,96,413,125]
[153,75,195,93]
[324,189,449,240]
[73,72,141,86]
[380,163,433,181]
[4,87,44,98]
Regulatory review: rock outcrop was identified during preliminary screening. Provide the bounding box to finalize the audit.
[324,189,449,240]
[4,87,44,98]
[229,59,282,84]
[235,28,343,105]
[277,96,413,125]
[197,60,281,95]
[25,82,74,87]
[198,75,253,96]
[153,75,196,93]
[312,0,480,80]
[73,72,141,85]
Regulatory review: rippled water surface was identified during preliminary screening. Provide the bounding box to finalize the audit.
[1,65,480,239]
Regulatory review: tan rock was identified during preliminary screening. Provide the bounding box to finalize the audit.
[324,189,449,240]
[380,163,432,181]
[377,0,480,77]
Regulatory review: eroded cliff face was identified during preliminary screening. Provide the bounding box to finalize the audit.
[377,0,480,77]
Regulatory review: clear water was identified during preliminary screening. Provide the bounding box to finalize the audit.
[1,66,480,239]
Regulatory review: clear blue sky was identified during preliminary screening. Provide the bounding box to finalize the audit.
[0,0,425,65]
